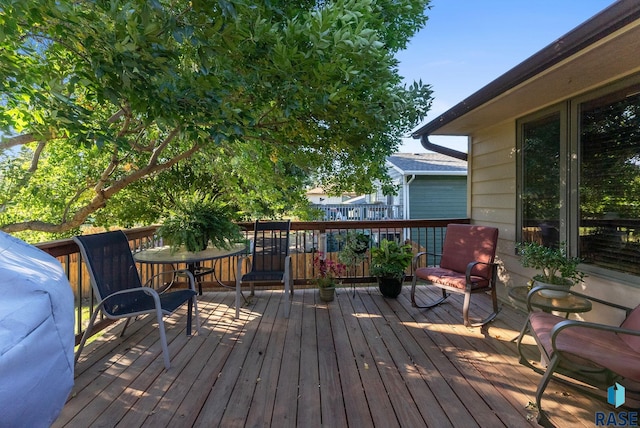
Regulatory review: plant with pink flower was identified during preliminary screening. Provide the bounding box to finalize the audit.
[312,252,346,288]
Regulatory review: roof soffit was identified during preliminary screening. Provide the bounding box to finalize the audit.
[415,4,640,136]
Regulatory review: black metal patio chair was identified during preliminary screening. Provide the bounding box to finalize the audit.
[73,230,200,370]
[236,220,293,319]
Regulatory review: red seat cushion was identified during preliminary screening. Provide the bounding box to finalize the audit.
[530,312,640,381]
[415,267,490,291]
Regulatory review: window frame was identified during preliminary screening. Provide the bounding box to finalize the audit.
[516,104,568,247]
[517,73,640,280]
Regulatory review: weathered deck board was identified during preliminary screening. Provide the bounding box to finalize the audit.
[55,285,607,427]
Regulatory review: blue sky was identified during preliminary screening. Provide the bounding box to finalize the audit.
[396,0,616,153]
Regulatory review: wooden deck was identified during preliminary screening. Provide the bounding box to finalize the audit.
[56,286,607,427]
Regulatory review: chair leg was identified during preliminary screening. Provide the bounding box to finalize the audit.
[120,317,132,337]
[411,276,448,309]
[462,291,472,327]
[283,277,291,318]
[283,256,293,318]
[154,306,171,370]
[235,257,242,319]
[192,294,201,333]
[536,354,561,425]
[74,307,102,365]
[464,289,500,328]
[186,299,193,336]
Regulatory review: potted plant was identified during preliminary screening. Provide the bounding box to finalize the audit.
[370,239,413,298]
[338,231,370,270]
[312,252,346,302]
[516,241,586,297]
[157,195,243,253]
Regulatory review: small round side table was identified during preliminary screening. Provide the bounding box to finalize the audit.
[508,286,592,316]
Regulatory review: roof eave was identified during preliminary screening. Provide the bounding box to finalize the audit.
[412,0,640,138]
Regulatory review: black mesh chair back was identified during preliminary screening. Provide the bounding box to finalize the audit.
[236,220,293,318]
[73,230,199,369]
[75,230,150,316]
[243,220,291,282]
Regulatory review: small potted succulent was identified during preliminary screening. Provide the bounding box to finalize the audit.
[369,239,413,298]
[516,241,586,297]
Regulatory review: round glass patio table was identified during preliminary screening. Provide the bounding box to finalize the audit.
[134,243,247,294]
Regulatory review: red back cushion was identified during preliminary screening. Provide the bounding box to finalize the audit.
[439,224,499,280]
[620,305,640,353]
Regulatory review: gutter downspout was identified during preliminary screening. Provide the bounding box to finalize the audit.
[421,135,468,161]
[404,174,415,220]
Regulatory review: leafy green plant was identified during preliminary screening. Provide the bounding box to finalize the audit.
[516,241,585,286]
[370,239,413,280]
[157,195,243,253]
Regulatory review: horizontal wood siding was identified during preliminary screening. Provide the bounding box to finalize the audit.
[409,176,467,219]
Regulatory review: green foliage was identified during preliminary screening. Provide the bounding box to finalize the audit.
[0,0,433,240]
[337,231,370,268]
[157,194,243,253]
[516,241,585,286]
[369,238,413,280]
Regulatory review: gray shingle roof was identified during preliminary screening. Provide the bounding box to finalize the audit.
[387,153,467,174]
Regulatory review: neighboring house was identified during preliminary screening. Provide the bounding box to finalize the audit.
[381,153,467,220]
[412,1,640,320]
[305,187,355,205]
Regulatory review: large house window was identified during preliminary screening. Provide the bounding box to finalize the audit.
[579,84,640,275]
[519,112,562,247]
[517,77,640,277]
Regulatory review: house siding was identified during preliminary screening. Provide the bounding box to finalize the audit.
[470,111,640,318]
[387,167,404,208]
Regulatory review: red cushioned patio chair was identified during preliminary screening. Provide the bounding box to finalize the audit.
[516,284,640,424]
[410,223,500,327]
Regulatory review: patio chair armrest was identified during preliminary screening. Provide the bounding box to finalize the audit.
[528,285,634,314]
[550,319,640,350]
[464,260,496,281]
[412,251,441,269]
[175,269,197,292]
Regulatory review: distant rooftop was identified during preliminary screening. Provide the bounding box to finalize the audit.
[387,153,467,175]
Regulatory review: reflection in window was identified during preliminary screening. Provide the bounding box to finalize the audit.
[580,85,640,275]
[521,113,561,247]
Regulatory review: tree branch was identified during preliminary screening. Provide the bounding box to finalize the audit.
[28,141,46,173]
[1,142,202,234]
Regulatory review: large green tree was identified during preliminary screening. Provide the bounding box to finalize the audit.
[0,0,432,241]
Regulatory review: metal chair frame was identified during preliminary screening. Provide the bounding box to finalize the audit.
[410,224,500,327]
[74,230,200,370]
[235,220,293,319]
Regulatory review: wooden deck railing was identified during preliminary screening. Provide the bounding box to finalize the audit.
[35,219,469,344]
